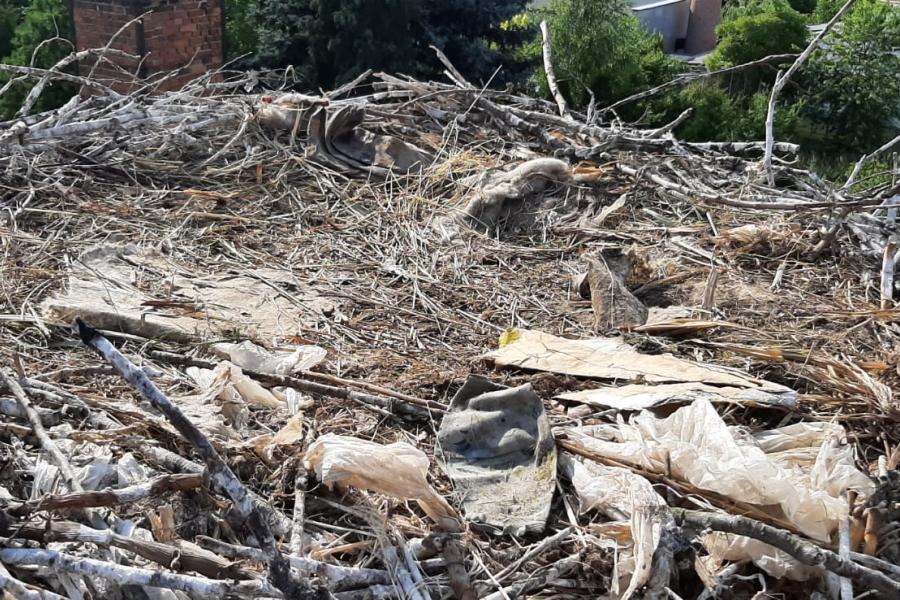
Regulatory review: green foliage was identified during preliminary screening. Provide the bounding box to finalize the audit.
[535,0,682,107]
[0,0,75,119]
[225,0,259,58]
[787,0,817,14]
[647,82,743,141]
[416,0,533,85]
[800,0,900,154]
[706,0,808,70]
[253,0,417,88]
[0,1,28,59]
[812,0,844,22]
[252,0,531,88]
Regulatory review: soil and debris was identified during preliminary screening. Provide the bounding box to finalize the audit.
[1,53,900,600]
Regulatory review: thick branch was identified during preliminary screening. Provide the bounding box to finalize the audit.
[75,319,324,600]
[2,520,253,581]
[0,548,279,599]
[672,508,900,596]
[9,472,203,516]
[539,21,569,119]
[764,0,858,184]
[0,568,66,600]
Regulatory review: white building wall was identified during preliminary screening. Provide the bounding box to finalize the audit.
[632,0,692,53]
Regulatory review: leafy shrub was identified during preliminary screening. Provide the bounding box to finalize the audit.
[801,0,900,153]
[706,0,808,70]
[0,0,75,119]
[534,0,682,107]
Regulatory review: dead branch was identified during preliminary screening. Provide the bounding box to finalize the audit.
[539,21,569,119]
[0,369,103,528]
[0,568,66,600]
[421,535,475,600]
[672,509,900,596]
[0,63,120,97]
[195,536,393,590]
[8,472,203,516]
[764,0,858,184]
[843,132,900,191]
[0,548,280,598]
[76,318,324,600]
[18,48,137,117]
[138,443,294,537]
[601,53,799,114]
[147,349,445,415]
[646,107,692,139]
[1,519,253,581]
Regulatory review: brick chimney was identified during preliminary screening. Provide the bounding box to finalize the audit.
[685,0,722,54]
[72,0,224,92]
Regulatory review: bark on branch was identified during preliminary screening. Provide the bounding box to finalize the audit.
[75,318,326,600]
[540,21,570,119]
[764,0,858,184]
[672,508,900,597]
[0,548,279,599]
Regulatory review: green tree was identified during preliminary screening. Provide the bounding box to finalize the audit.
[253,0,417,88]
[0,0,75,119]
[534,0,681,107]
[800,0,900,153]
[706,0,808,71]
[787,0,817,15]
[225,0,259,58]
[0,1,29,59]
[252,0,531,88]
[812,0,844,22]
[415,0,532,85]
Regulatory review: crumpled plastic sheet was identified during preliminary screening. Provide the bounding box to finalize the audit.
[40,244,337,343]
[565,398,874,579]
[211,340,326,376]
[305,434,462,532]
[560,453,673,599]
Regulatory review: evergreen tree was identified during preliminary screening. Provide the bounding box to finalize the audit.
[0,0,75,119]
[415,0,531,85]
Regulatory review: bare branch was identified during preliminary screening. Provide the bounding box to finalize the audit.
[0,548,281,599]
[539,21,570,119]
[673,508,900,597]
[75,319,325,600]
[764,0,858,184]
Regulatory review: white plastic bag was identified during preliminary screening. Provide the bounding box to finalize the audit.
[212,340,326,375]
[305,434,461,532]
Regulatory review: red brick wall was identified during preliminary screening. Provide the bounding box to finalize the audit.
[72,0,224,92]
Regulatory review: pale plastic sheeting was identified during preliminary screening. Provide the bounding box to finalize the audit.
[211,340,326,376]
[560,453,673,599]
[245,413,306,463]
[177,361,285,441]
[187,362,283,411]
[484,329,794,396]
[558,382,796,411]
[305,434,462,532]
[565,399,875,579]
[41,244,338,343]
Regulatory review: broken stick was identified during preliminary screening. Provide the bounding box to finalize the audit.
[539,21,569,119]
[8,472,203,516]
[0,548,279,599]
[672,508,900,596]
[763,0,857,184]
[75,318,326,600]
